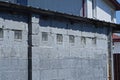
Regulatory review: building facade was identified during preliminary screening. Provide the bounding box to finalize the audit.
[0,1,120,80]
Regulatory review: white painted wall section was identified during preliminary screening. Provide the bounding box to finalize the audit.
[0,12,28,80]
[96,0,116,22]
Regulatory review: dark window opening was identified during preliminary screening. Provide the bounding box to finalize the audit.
[92,37,96,45]
[69,35,75,43]
[0,28,3,38]
[81,37,86,45]
[14,30,22,40]
[42,32,48,41]
[57,34,63,43]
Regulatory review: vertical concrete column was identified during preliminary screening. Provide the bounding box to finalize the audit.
[107,27,112,80]
[31,14,40,80]
[28,14,40,80]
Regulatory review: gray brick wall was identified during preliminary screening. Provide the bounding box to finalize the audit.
[0,12,109,80]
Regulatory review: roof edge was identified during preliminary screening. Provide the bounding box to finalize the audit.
[0,1,120,30]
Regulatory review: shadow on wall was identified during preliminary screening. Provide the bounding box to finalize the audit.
[0,12,28,23]
[39,15,108,35]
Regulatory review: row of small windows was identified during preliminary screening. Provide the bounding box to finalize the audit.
[0,29,22,40]
[0,29,96,44]
[42,32,96,45]
[42,32,75,43]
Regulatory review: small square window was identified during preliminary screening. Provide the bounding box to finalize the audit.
[14,30,22,39]
[0,28,3,38]
[42,32,48,41]
[69,35,75,43]
[57,34,63,42]
[92,37,96,45]
[81,37,86,45]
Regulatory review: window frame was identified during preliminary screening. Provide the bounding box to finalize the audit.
[57,34,63,43]
[69,35,75,43]
[14,30,22,40]
[92,37,97,45]
[81,37,86,45]
[0,28,3,38]
[42,32,48,42]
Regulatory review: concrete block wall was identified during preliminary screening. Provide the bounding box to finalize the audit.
[0,12,28,80]
[0,12,109,80]
[32,14,108,80]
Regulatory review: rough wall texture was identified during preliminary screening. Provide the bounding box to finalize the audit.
[0,12,28,80]
[0,12,109,80]
[32,14,109,80]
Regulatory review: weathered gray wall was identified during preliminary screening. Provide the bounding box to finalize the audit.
[0,12,28,80]
[0,11,109,80]
[32,14,109,80]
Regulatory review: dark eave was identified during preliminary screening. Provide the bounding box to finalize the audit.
[110,0,120,10]
[0,1,120,31]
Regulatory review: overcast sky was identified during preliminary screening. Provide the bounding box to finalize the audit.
[117,0,120,23]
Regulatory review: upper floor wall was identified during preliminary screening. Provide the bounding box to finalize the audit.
[0,0,118,23]
[86,0,116,23]
[28,0,83,16]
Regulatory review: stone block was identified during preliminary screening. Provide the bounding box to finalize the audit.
[39,59,50,69]
[67,30,81,37]
[32,23,40,35]
[32,70,40,80]
[32,14,40,23]
[4,20,26,30]
[51,28,67,35]
[41,69,58,80]
[32,35,40,46]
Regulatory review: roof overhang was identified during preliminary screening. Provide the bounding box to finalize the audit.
[0,1,120,31]
[110,0,120,10]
